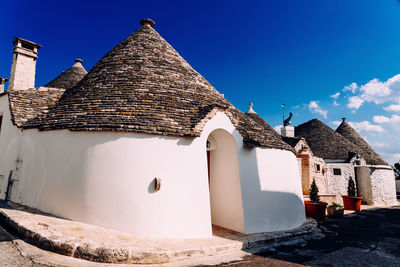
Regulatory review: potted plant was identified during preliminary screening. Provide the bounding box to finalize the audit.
[327,202,344,218]
[342,176,363,211]
[304,179,327,223]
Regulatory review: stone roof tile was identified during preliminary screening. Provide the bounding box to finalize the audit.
[295,119,381,165]
[336,120,388,165]
[44,59,87,89]
[7,21,293,152]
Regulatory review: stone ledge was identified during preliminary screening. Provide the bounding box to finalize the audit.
[0,204,317,264]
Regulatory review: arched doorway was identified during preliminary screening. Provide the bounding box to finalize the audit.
[206,129,245,233]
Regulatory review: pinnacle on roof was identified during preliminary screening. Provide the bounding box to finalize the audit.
[140,18,155,27]
[9,19,294,152]
[336,119,388,165]
[45,59,87,89]
[246,102,257,114]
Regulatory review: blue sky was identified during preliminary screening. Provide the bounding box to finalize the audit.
[1,0,400,164]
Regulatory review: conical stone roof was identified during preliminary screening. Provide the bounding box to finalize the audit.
[336,119,388,165]
[295,119,376,164]
[34,20,292,151]
[45,59,87,89]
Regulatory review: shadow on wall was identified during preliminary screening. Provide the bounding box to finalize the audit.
[239,146,306,234]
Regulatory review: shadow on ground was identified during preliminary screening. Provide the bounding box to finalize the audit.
[253,206,400,266]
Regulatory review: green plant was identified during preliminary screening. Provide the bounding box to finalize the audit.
[309,179,320,202]
[328,202,343,208]
[347,176,356,197]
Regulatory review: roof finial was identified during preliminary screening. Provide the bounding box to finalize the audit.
[140,18,155,28]
[246,102,257,114]
[342,117,346,122]
[73,58,84,68]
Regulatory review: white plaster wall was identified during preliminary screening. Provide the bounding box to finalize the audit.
[309,157,327,195]
[11,128,213,238]
[197,111,305,234]
[369,167,397,206]
[3,109,306,238]
[325,163,355,204]
[208,129,245,233]
[356,166,373,204]
[0,95,23,200]
[238,148,305,233]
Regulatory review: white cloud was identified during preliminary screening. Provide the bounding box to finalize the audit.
[344,74,400,110]
[380,152,400,165]
[330,92,340,99]
[373,115,391,124]
[383,104,400,112]
[347,96,364,109]
[331,120,341,127]
[333,101,339,106]
[308,101,328,119]
[359,78,392,104]
[372,114,400,131]
[348,121,384,133]
[374,142,390,148]
[274,125,282,133]
[343,82,358,93]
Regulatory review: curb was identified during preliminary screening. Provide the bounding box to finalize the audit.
[0,207,317,264]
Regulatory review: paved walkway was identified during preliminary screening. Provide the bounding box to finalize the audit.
[221,205,400,266]
[0,201,317,265]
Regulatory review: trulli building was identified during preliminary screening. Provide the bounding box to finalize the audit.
[0,19,305,238]
[281,118,397,206]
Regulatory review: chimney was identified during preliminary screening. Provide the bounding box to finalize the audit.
[281,125,295,138]
[342,117,346,122]
[0,77,8,93]
[8,37,42,91]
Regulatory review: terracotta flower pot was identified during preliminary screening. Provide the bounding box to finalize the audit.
[327,206,344,218]
[304,201,327,223]
[342,195,363,211]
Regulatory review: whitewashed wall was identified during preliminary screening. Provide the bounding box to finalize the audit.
[369,167,397,206]
[355,166,373,204]
[0,109,305,238]
[238,147,305,233]
[0,95,23,200]
[325,163,355,204]
[208,129,245,233]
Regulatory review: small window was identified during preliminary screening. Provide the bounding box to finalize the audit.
[333,168,342,175]
[315,164,321,172]
[0,115,3,134]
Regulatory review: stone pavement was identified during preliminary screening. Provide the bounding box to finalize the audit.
[0,201,317,265]
[219,205,400,266]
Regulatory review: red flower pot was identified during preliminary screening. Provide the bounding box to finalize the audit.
[342,196,363,211]
[304,201,327,223]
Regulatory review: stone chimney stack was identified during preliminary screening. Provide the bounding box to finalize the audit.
[0,77,8,93]
[8,38,42,91]
[281,125,295,137]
